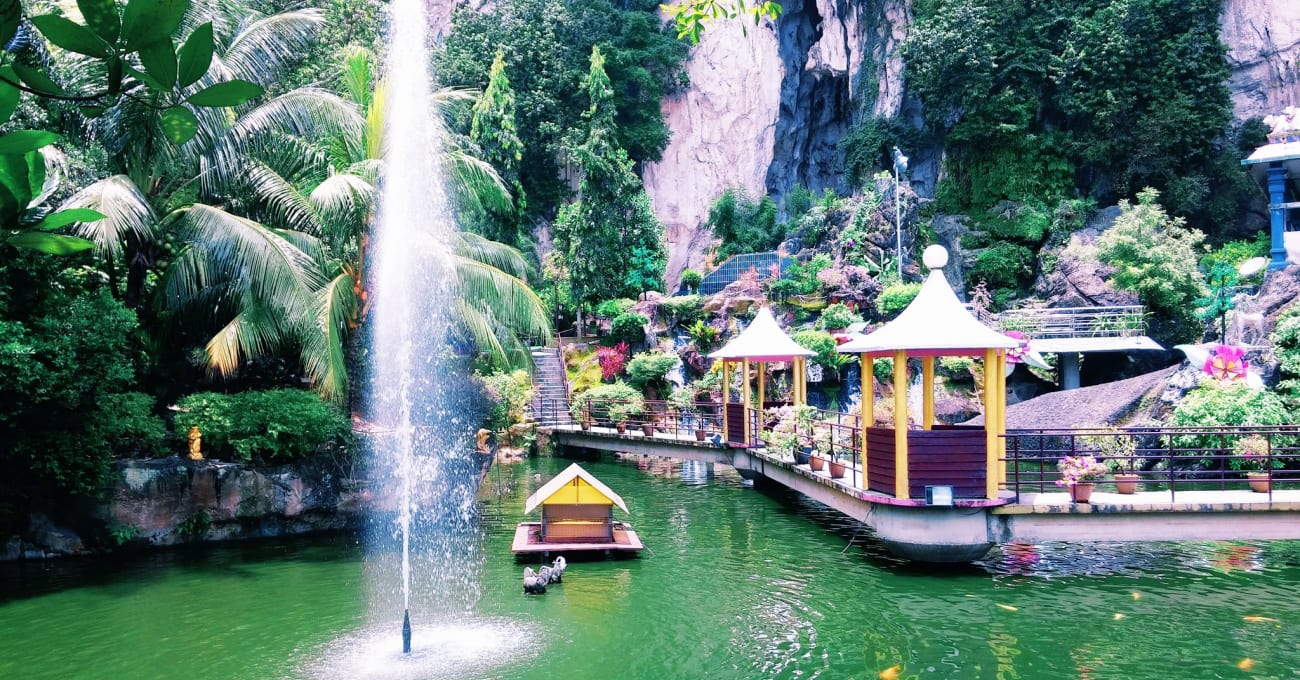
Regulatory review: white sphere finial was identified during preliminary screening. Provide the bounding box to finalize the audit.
[922,245,949,270]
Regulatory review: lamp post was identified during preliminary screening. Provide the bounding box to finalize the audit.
[892,146,909,280]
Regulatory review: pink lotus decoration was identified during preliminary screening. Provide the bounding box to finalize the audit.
[1204,344,1248,382]
[1005,331,1030,364]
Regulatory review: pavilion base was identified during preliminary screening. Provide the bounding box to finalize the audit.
[871,504,994,563]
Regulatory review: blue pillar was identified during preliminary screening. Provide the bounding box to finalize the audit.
[1268,163,1288,271]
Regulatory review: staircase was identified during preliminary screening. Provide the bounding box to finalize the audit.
[530,347,572,426]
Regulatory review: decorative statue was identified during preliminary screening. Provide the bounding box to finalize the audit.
[187,426,203,460]
[476,428,492,453]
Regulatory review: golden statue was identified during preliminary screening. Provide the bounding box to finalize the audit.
[188,426,203,460]
[476,428,492,453]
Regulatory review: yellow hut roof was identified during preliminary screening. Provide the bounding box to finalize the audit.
[524,463,629,515]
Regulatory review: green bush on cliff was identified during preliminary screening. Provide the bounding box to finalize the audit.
[174,390,352,463]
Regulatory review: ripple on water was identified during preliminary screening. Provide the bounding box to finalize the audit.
[300,617,540,680]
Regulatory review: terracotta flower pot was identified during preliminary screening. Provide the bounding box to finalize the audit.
[1114,473,1139,495]
[809,454,826,472]
[641,424,654,436]
[828,460,847,479]
[1247,471,1271,493]
[1069,482,1095,503]
[616,422,627,434]
[694,429,706,441]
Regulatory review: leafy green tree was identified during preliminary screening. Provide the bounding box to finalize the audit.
[1095,188,1206,344]
[469,50,528,246]
[552,46,665,310]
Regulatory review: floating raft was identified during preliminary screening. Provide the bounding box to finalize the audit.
[510,520,644,555]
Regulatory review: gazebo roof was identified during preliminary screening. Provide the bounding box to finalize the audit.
[524,463,629,515]
[838,270,1020,357]
[708,307,816,361]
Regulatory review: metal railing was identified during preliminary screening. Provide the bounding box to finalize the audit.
[1004,426,1300,501]
[989,305,1147,339]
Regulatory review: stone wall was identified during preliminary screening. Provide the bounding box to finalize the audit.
[1,458,367,562]
[1222,0,1300,122]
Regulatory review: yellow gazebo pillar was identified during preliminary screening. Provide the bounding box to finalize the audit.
[921,356,935,430]
[860,354,873,485]
[721,359,730,439]
[997,350,1008,487]
[757,362,766,412]
[892,350,909,499]
[742,357,752,442]
[983,348,998,499]
[794,357,806,406]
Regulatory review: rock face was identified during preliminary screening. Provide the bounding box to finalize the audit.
[644,0,910,289]
[1221,0,1300,122]
[1,458,367,561]
[642,19,783,289]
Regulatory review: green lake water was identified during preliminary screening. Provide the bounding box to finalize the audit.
[3,455,1300,679]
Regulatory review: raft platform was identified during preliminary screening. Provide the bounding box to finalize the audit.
[510,521,644,555]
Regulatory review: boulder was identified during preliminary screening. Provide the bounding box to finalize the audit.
[26,512,83,556]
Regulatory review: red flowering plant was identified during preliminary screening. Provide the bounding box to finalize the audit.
[596,342,629,381]
[1056,455,1109,487]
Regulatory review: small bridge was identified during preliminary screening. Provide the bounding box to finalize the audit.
[536,398,1300,561]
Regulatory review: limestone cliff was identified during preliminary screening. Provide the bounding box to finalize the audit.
[1221,0,1300,122]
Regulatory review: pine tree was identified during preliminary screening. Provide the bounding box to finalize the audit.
[553,46,665,311]
[470,50,528,246]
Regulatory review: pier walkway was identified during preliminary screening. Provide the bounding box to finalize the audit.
[539,408,1300,561]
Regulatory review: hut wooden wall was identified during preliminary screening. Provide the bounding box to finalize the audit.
[865,427,987,499]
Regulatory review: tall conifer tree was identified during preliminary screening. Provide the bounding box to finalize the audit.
[553,46,665,312]
[470,50,528,246]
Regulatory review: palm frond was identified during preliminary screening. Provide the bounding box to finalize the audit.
[220,10,325,86]
[310,173,375,246]
[456,232,529,278]
[61,175,158,267]
[454,257,551,343]
[300,272,358,402]
[240,160,323,235]
[443,148,512,215]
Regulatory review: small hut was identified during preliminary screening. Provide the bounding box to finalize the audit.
[523,464,629,544]
[837,246,1019,500]
[708,307,816,443]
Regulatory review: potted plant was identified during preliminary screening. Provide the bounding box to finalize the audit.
[1056,454,1109,503]
[608,402,635,434]
[809,421,832,472]
[1084,427,1141,494]
[1233,435,1275,493]
[828,445,850,480]
[762,404,816,463]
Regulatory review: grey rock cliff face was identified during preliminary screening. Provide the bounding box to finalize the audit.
[1222,0,1300,122]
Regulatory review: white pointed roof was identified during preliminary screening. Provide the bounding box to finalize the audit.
[524,463,629,514]
[708,307,816,361]
[838,270,1020,356]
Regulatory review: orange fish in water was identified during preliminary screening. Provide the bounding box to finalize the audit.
[879,664,902,680]
[1238,658,1255,670]
[997,604,1018,612]
[1113,613,1125,620]
[1243,616,1279,623]
[1132,592,1141,600]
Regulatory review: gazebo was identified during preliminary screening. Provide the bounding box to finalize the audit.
[837,246,1019,501]
[1241,109,1300,271]
[708,307,816,444]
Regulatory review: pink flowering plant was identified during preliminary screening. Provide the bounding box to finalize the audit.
[1203,344,1248,382]
[1231,435,1278,472]
[1056,455,1110,487]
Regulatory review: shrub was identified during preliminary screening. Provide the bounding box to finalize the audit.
[570,381,643,422]
[596,342,629,381]
[626,351,679,391]
[680,268,702,292]
[1169,382,1292,463]
[687,320,722,354]
[969,242,1035,291]
[792,330,848,374]
[595,298,636,318]
[659,295,702,325]
[174,390,352,462]
[817,302,861,330]
[610,312,649,345]
[876,282,922,319]
[480,370,535,432]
